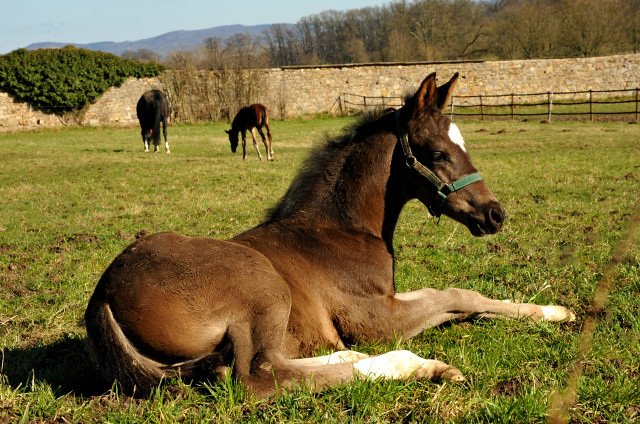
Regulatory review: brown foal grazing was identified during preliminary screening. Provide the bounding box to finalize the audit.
[85,73,573,398]
[225,103,274,161]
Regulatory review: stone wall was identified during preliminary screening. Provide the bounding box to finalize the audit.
[261,53,640,117]
[0,77,160,132]
[1,53,638,132]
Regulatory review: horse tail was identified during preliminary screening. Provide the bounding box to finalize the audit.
[261,105,268,127]
[85,298,166,396]
[152,108,163,144]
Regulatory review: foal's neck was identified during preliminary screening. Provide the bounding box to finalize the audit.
[267,115,406,247]
[318,128,400,239]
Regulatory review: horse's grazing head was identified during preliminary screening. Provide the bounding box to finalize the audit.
[398,73,505,236]
[225,129,239,153]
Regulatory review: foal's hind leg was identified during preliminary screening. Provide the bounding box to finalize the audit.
[250,128,264,161]
[224,274,460,397]
[261,351,463,395]
[257,126,273,161]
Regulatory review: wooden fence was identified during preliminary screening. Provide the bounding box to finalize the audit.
[341,88,640,122]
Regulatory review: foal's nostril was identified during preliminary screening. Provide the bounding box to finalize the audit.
[489,206,505,227]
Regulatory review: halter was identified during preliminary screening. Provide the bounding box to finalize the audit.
[395,110,483,217]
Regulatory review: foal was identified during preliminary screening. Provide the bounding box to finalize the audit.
[86,73,573,398]
[225,104,274,161]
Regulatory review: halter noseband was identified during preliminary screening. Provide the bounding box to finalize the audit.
[394,110,483,217]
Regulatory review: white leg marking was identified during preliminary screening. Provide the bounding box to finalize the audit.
[502,299,575,322]
[325,350,370,364]
[165,141,170,153]
[144,141,149,152]
[541,305,576,322]
[353,350,463,381]
[293,350,370,366]
[448,123,467,152]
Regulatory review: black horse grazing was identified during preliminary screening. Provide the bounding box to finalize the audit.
[136,90,170,153]
[226,104,274,161]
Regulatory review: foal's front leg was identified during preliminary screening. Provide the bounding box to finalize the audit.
[241,129,248,160]
[393,287,575,339]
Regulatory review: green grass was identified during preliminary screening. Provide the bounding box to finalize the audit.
[1,117,639,423]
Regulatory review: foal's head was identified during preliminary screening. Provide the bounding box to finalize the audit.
[398,73,505,236]
[225,129,239,153]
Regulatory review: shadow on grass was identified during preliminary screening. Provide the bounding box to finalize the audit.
[2,334,111,397]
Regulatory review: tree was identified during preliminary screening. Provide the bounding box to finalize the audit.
[556,0,621,57]
[121,48,160,63]
[488,0,558,59]
[200,37,228,69]
[226,33,268,68]
[264,24,302,66]
[620,0,640,53]
[408,0,487,61]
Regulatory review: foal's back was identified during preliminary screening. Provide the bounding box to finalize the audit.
[233,104,266,130]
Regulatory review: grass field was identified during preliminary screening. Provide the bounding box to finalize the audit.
[1,116,639,423]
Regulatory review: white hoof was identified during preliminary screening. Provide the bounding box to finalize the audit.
[541,305,576,322]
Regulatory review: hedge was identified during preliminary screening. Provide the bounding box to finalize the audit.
[0,46,164,112]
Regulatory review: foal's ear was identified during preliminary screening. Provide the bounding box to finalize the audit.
[411,72,459,114]
[413,72,438,114]
[225,130,230,134]
[436,72,459,110]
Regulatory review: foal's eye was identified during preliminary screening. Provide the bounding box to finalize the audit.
[431,151,446,162]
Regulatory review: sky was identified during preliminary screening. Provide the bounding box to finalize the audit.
[1,0,392,54]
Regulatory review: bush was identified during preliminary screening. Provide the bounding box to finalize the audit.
[0,46,164,112]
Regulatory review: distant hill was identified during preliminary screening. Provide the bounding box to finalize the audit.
[26,24,285,57]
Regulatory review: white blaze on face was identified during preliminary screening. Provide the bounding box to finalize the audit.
[448,123,467,152]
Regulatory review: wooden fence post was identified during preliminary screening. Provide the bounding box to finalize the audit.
[479,95,484,120]
[548,91,553,122]
[511,93,515,120]
[450,95,455,120]
[363,96,367,111]
[636,88,640,122]
[589,90,593,121]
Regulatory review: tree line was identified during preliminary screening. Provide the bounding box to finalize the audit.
[124,0,640,69]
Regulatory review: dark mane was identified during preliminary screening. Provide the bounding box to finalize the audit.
[266,109,393,223]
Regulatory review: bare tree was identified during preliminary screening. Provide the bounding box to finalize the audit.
[620,0,640,53]
[383,30,420,62]
[200,37,228,69]
[488,0,558,59]
[556,0,621,57]
[264,24,302,66]
[409,0,487,61]
[121,48,160,63]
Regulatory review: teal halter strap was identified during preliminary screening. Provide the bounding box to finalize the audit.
[395,110,483,217]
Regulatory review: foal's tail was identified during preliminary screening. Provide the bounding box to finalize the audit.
[85,298,227,396]
[85,299,166,396]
